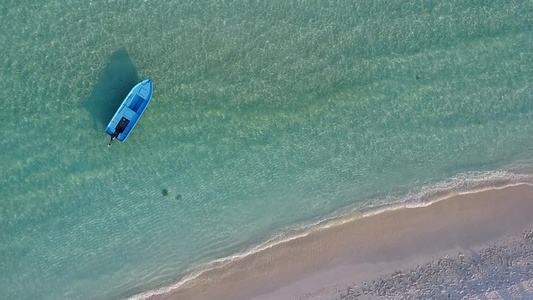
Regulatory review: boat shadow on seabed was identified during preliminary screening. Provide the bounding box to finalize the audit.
[83,47,139,131]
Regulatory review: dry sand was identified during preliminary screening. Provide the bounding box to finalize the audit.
[148,184,533,300]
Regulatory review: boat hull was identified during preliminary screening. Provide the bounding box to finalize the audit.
[106,79,153,142]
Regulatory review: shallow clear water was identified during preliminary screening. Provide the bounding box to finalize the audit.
[1,0,532,299]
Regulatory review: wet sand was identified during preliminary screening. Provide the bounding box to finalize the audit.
[148,184,533,300]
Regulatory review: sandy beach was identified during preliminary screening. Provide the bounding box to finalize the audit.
[147,184,533,300]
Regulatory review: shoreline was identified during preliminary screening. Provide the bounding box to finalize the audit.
[138,183,533,300]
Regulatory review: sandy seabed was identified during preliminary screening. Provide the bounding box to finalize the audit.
[147,184,533,300]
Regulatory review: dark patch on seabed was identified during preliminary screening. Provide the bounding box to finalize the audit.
[83,47,139,129]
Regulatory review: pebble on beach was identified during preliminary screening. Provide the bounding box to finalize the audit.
[337,229,533,300]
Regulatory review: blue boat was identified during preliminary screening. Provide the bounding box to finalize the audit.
[106,79,153,146]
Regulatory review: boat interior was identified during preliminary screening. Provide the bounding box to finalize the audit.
[129,95,147,113]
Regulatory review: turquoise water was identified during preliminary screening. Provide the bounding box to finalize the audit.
[1,0,532,299]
